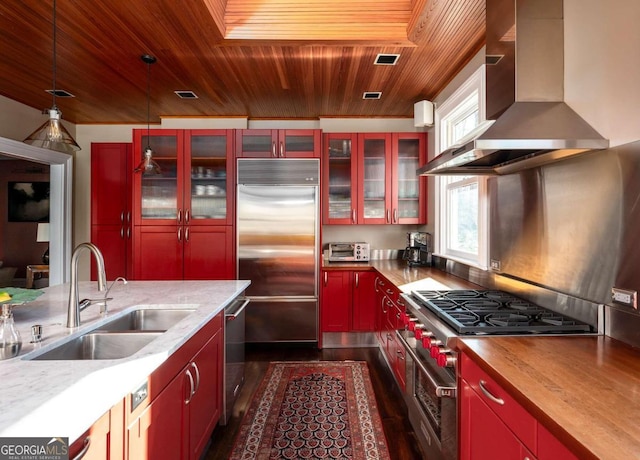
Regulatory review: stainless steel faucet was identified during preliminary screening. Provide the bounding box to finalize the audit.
[67,242,107,328]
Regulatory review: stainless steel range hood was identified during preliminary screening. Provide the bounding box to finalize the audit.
[418,0,609,176]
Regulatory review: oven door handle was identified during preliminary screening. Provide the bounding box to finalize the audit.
[396,330,457,398]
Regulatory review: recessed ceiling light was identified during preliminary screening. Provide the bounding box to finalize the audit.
[363,92,382,100]
[46,89,74,98]
[175,90,198,99]
[374,54,400,65]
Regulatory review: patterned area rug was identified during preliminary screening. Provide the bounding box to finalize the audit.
[229,361,391,460]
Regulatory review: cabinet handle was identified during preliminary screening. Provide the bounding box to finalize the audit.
[381,298,388,313]
[393,208,398,223]
[178,209,182,224]
[120,211,124,223]
[185,209,190,224]
[479,380,505,406]
[72,436,91,460]
[191,362,201,393]
[127,227,131,239]
[280,141,284,157]
[355,273,359,288]
[324,272,328,286]
[386,209,390,224]
[185,369,195,404]
[177,228,182,242]
[120,227,124,239]
[272,141,277,157]
[352,209,356,224]
[185,227,190,242]
[127,211,131,223]
[396,350,405,360]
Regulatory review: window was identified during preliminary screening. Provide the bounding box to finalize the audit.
[434,66,489,268]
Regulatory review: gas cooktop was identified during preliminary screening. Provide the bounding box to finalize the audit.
[410,289,594,335]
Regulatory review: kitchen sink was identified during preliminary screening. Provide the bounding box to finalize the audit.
[29,332,162,360]
[95,308,197,332]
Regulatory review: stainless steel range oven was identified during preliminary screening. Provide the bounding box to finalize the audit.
[398,289,597,460]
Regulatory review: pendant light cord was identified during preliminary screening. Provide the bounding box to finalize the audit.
[52,0,57,110]
[146,59,151,149]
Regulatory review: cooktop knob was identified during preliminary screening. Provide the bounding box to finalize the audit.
[437,351,457,368]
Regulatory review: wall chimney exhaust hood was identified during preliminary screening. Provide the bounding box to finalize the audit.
[418,0,609,176]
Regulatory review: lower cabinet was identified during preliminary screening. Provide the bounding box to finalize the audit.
[134,225,234,280]
[69,399,124,460]
[320,269,376,332]
[126,312,223,460]
[460,353,579,460]
[374,275,406,390]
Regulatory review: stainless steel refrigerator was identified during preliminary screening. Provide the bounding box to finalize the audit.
[237,158,319,344]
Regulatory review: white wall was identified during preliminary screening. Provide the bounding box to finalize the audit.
[0,95,77,142]
[564,0,640,147]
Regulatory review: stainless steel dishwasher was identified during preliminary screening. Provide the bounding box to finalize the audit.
[221,296,249,425]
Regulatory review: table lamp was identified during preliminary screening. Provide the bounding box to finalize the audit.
[36,223,50,265]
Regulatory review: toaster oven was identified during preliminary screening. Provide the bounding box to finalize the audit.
[328,242,370,262]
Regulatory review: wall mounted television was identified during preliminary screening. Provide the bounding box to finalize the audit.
[7,181,50,222]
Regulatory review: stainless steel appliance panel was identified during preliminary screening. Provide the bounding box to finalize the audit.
[244,298,317,343]
[237,158,320,344]
[237,185,317,297]
[221,296,248,425]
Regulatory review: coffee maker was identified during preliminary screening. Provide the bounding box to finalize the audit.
[403,232,432,266]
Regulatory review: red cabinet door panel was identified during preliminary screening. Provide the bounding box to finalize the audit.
[321,270,352,332]
[183,225,234,280]
[352,271,377,331]
[134,226,183,280]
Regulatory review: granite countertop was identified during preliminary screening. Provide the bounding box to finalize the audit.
[454,336,640,459]
[0,280,250,442]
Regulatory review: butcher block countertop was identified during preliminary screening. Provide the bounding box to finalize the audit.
[454,336,640,460]
[324,258,640,459]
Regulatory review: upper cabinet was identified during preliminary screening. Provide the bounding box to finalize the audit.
[323,132,427,225]
[235,129,320,158]
[132,129,234,226]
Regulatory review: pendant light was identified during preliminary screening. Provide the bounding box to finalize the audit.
[134,54,161,175]
[23,0,80,154]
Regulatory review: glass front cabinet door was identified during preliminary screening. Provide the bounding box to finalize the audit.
[185,130,234,225]
[133,129,183,226]
[133,129,234,226]
[358,133,392,224]
[392,133,427,224]
[323,133,358,224]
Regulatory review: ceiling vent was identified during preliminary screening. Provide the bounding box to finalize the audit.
[175,90,198,99]
[363,91,382,100]
[374,54,400,65]
[46,89,74,98]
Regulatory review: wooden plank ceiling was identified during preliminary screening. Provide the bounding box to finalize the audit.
[0,0,485,124]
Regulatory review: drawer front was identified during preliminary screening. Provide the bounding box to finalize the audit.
[461,354,537,453]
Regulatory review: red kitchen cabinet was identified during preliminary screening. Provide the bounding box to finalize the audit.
[132,129,235,280]
[235,129,320,158]
[351,271,377,331]
[127,312,223,460]
[321,269,377,333]
[127,371,185,460]
[538,423,579,460]
[132,129,234,227]
[134,225,233,280]
[91,142,132,280]
[187,326,223,459]
[321,270,353,332]
[323,133,359,224]
[70,399,124,460]
[460,353,537,459]
[323,132,427,225]
[460,379,534,460]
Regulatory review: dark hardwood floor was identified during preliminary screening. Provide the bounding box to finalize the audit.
[205,345,426,460]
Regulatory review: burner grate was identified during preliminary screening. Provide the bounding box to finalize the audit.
[410,289,593,335]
